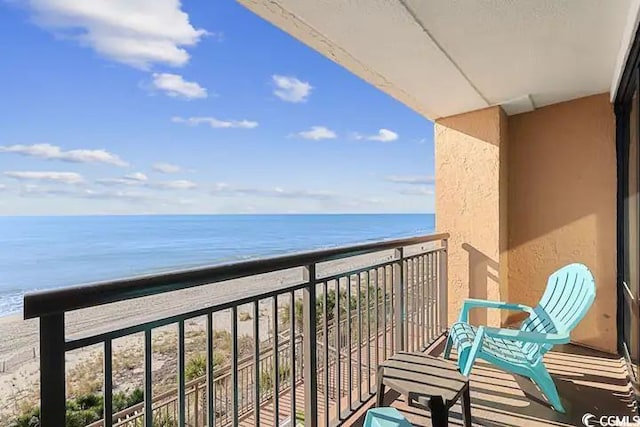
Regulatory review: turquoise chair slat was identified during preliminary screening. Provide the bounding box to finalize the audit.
[444,263,596,413]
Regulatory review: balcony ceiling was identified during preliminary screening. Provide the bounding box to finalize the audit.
[238,0,635,119]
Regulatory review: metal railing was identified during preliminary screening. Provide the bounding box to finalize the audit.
[87,334,304,427]
[100,312,366,427]
[24,232,449,427]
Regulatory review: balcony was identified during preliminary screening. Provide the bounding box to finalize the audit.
[21,232,635,426]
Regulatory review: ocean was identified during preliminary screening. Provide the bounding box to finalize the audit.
[0,214,435,316]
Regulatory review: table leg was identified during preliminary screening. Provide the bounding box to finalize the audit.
[376,366,385,407]
[429,396,448,427]
[461,383,472,427]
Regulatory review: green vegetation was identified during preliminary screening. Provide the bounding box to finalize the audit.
[5,328,258,427]
[152,413,178,427]
[8,388,144,427]
[185,353,207,381]
[184,351,227,381]
[281,297,305,331]
[258,362,292,397]
[259,368,273,395]
[282,284,383,329]
[280,362,291,380]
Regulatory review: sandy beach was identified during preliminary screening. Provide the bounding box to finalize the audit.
[0,249,401,418]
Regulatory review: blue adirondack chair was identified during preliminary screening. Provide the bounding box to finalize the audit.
[443,263,596,413]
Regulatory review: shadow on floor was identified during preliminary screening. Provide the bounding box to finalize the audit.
[344,339,635,427]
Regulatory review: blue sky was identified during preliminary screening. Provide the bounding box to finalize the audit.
[0,0,435,215]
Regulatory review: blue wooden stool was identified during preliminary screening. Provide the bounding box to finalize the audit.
[364,407,412,427]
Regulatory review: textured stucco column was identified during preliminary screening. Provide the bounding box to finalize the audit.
[435,106,509,328]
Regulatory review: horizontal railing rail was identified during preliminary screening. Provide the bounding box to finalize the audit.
[25,232,449,427]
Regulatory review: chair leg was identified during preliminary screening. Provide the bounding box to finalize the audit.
[530,365,565,413]
[444,334,453,359]
[456,347,468,374]
[429,396,449,427]
[461,384,472,427]
[460,328,485,376]
[376,366,385,407]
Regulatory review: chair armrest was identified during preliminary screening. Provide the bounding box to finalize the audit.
[483,327,570,344]
[457,299,533,322]
[463,299,532,311]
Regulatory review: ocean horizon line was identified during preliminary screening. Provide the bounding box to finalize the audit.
[0,212,434,218]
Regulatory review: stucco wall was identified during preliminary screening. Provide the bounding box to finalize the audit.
[508,93,616,353]
[435,106,509,328]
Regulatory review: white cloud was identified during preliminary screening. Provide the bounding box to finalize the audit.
[212,183,335,200]
[151,73,207,99]
[96,172,148,186]
[153,162,181,173]
[18,185,170,203]
[0,184,5,190]
[96,178,138,186]
[269,188,334,200]
[5,171,84,184]
[151,179,197,190]
[26,0,208,69]
[400,187,435,196]
[295,126,336,141]
[123,172,148,182]
[385,175,435,185]
[335,196,385,209]
[171,116,258,129]
[97,175,194,190]
[0,143,128,166]
[272,75,312,103]
[353,129,399,142]
[79,189,159,201]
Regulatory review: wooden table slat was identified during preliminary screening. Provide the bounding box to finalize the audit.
[379,352,468,406]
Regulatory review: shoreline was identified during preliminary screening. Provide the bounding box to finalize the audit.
[0,250,396,417]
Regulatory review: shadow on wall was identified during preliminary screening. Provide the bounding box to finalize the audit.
[462,243,527,327]
[462,243,498,326]
[435,106,503,147]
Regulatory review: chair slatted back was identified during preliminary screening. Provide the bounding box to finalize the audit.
[520,263,596,354]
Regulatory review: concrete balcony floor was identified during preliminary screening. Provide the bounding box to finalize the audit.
[344,341,635,426]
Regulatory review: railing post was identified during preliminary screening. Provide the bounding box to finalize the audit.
[207,312,215,427]
[194,382,199,427]
[302,264,318,427]
[439,239,449,333]
[393,248,405,352]
[39,313,66,427]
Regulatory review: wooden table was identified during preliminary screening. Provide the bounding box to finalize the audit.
[376,352,472,427]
